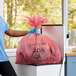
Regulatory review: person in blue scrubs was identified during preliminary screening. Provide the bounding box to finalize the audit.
[0,16,38,76]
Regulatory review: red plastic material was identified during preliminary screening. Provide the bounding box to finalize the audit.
[16,33,61,65]
[25,14,49,29]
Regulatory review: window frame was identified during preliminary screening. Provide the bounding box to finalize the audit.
[63,0,69,51]
[1,0,64,55]
[64,0,76,51]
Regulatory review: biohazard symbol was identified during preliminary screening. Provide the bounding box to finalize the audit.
[32,48,46,59]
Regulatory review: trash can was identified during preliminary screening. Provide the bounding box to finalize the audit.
[16,63,62,76]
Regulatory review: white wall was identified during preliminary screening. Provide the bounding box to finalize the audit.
[0,0,3,17]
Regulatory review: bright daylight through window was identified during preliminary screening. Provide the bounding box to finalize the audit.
[3,0,62,48]
[68,0,76,46]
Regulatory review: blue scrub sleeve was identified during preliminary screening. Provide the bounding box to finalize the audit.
[0,16,9,32]
[5,23,9,32]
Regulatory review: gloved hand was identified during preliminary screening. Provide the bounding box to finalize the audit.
[28,27,38,34]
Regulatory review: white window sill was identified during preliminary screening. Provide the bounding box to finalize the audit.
[5,48,17,52]
[5,48,17,56]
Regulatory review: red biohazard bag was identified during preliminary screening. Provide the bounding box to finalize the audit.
[16,14,61,65]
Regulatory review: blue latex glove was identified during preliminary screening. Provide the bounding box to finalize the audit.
[28,27,38,34]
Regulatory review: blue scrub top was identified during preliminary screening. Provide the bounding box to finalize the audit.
[0,16,9,62]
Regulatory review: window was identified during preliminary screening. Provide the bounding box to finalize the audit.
[68,0,76,46]
[3,0,62,48]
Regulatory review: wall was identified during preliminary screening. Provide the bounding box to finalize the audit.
[0,0,3,17]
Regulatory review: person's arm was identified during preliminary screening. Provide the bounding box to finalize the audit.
[5,29,28,37]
